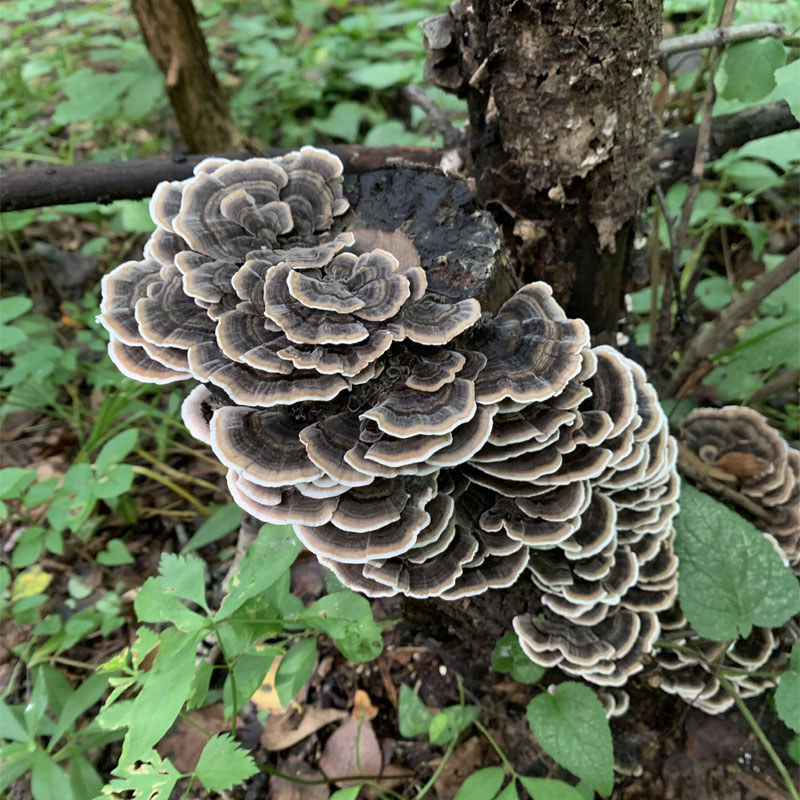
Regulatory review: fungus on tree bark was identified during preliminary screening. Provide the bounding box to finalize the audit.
[653,406,800,715]
[99,149,679,687]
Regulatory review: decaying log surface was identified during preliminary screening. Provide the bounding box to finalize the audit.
[424,0,663,334]
[130,0,248,152]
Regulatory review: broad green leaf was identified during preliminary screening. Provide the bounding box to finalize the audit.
[0,742,36,792]
[216,523,301,618]
[0,467,37,499]
[0,296,33,323]
[134,577,209,633]
[674,482,800,639]
[429,705,480,746]
[96,538,135,566]
[717,39,786,103]
[103,751,181,800]
[695,277,733,311]
[526,682,613,796]
[119,627,203,766]
[454,767,505,800]
[495,782,520,800]
[398,684,433,739]
[48,673,107,748]
[492,633,546,684]
[788,734,800,765]
[182,504,242,552]
[348,61,420,89]
[275,639,316,707]
[222,647,281,720]
[12,526,46,568]
[518,777,585,800]
[157,552,209,612]
[95,429,138,474]
[93,463,135,499]
[31,749,74,800]
[24,667,51,737]
[312,101,366,142]
[0,701,30,742]
[775,60,800,122]
[331,788,362,800]
[775,641,800,733]
[194,733,258,791]
[67,749,103,800]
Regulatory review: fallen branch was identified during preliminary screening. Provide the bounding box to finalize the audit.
[1,102,797,212]
[665,247,800,396]
[0,146,442,212]
[659,21,787,57]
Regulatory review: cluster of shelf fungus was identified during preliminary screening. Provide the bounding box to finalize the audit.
[98,148,795,715]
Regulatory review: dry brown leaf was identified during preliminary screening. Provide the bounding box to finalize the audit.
[269,757,329,800]
[155,703,227,773]
[319,716,382,787]
[352,689,379,721]
[714,451,770,479]
[261,706,348,751]
[434,735,487,800]
[252,651,313,714]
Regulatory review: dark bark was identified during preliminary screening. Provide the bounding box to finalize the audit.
[0,147,442,212]
[130,0,248,152]
[424,0,663,334]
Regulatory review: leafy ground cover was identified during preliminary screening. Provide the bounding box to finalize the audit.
[1,0,799,798]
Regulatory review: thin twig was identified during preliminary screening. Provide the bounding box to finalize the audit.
[718,674,800,800]
[748,369,800,404]
[666,247,800,395]
[673,0,738,312]
[659,22,786,57]
[403,84,465,151]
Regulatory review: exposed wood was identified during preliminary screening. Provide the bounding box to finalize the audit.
[130,0,249,152]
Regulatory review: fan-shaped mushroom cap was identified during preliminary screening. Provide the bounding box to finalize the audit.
[107,338,189,384]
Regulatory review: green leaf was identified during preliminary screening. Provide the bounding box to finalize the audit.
[222,647,281,720]
[695,276,733,311]
[67,749,103,800]
[788,734,800,765]
[0,467,37,499]
[96,538,135,566]
[119,627,203,766]
[216,523,301,619]
[454,767,505,800]
[103,751,181,800]
[24,667,51,737]
[774,59,800,122]
[93,463,134,499]
[182,503,241,552]
[12,526,46,568]
[275,639,316,707]
[194,733,257,791]
[48,673,107,748]
[0,742,36,792]
[674,482,800,639]
[398,684,433,739]
[495,781,519,800]
[31,749,74,800]
[0,701,31,742]
[330,788,362,800]
[775,641,800,733]
[429,705,480,746]
[518,777,585,800]
[95,429,138,474]
[492,633,546,684]
[526,682,613,796]
[347,61,420,89]
[157,552,209,612]
[134,577,209,633]
[312,100,366,142]
[717,39,786,103]
[0,296,33,323]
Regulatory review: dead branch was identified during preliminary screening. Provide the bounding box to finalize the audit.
[665,247,800,396]
[659,22,787,57]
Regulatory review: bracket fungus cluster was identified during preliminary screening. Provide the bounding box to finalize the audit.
[654,406,800,714]
[99,148,680,689]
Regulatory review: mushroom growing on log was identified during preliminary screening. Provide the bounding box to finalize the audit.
[99,148,679,686]
[653,406,800,714]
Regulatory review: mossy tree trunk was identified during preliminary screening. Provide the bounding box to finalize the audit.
[131,0,249,153]
[425,0,663,335]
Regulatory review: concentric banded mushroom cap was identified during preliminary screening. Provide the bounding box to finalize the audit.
[101,149,681,693]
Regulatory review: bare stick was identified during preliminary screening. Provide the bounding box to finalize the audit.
[660,22,786,57]
[666,247,800,395]
[748,368,800,403]
[403,84,465,150]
